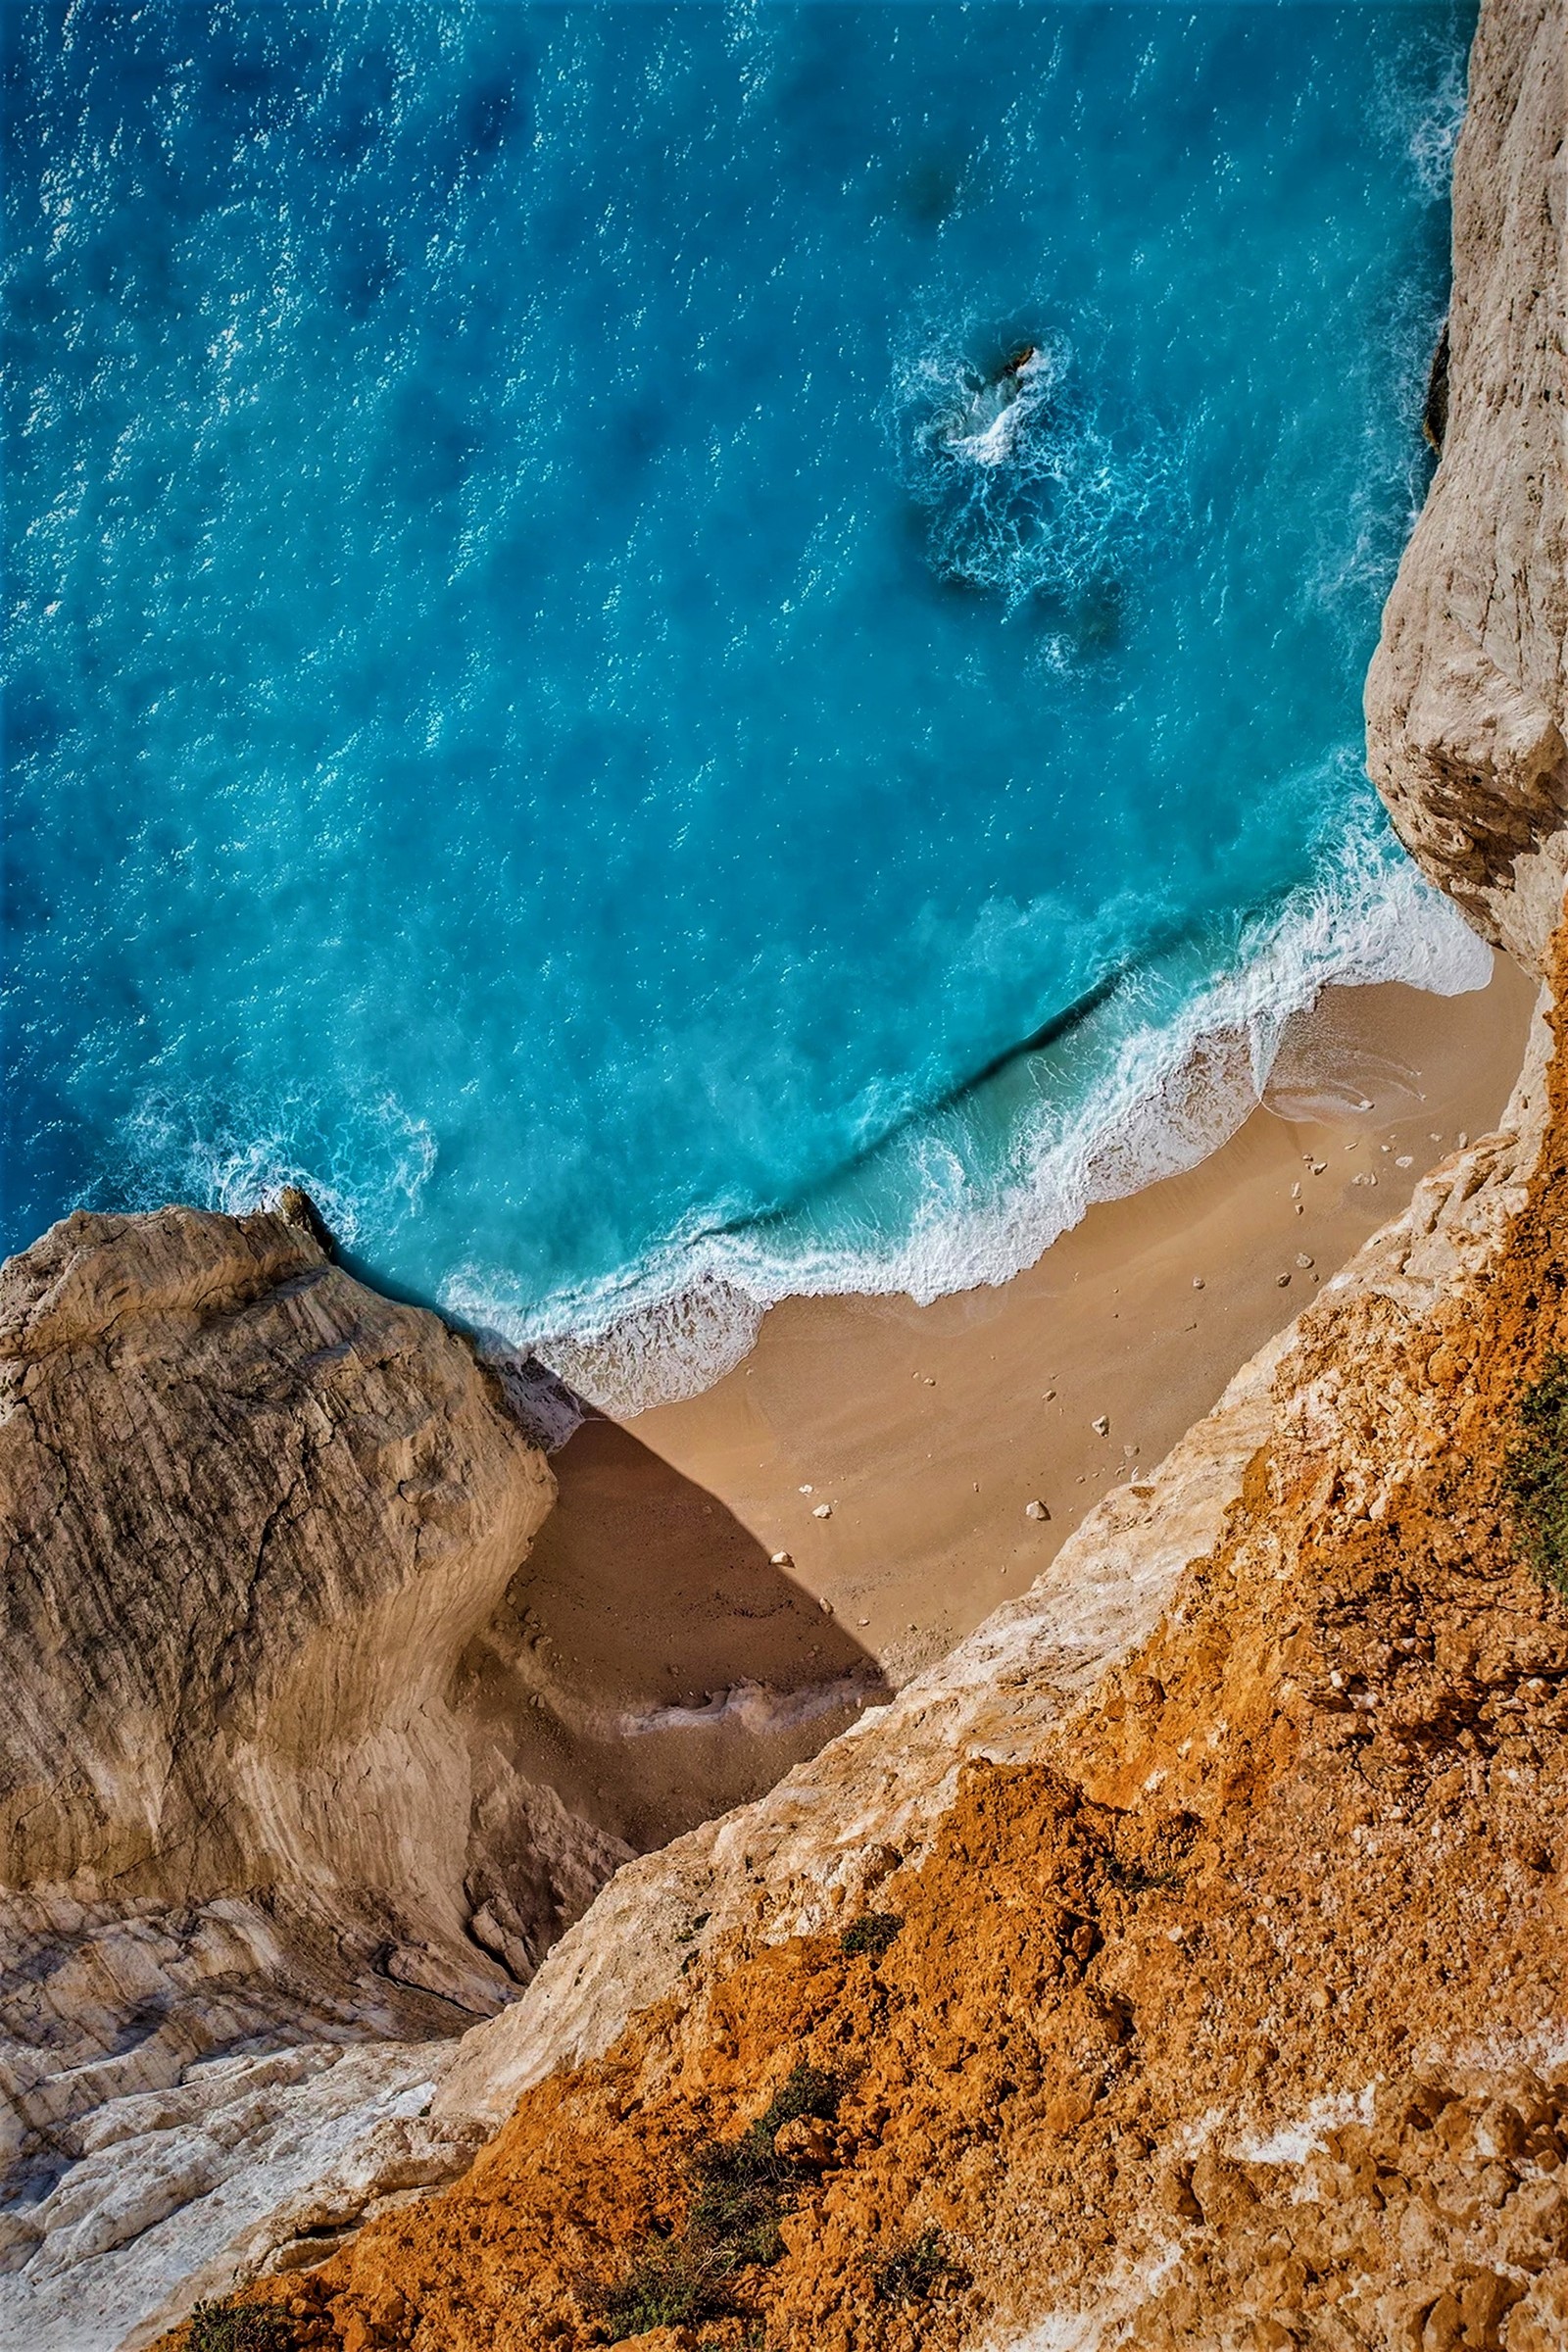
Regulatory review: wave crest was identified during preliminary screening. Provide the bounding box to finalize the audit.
[449,823,1490,1417]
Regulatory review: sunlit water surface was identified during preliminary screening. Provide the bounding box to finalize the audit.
[4,1,1485,1403]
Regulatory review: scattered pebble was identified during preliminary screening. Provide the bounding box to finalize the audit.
[1311,1158,1328,1173]
[1291,1181,1301,1199]
[1192,1276,1204,1290]
[812,1502,833,1519]
[923,1376,936,1387]
[799,1484,813,1494]
[1277,1272,1292,1287]
[770,1549,794,1567]
[819,1596,833,1614]
[858,1618,870,1629]
[1044,1388,1057,1400]
[1296,1253,1314,1269]
[1396,1154,1414,1168]
[1430,1132,1442,1142]
[1380,1143,1391,1153]
[1458,1131,1468,1148]
[1024,1498,1050,1521]
[1122,1444,1139,1458]
[1092,1414,1110,1437]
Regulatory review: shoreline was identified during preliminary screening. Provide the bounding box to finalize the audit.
[521,953,1536,1725]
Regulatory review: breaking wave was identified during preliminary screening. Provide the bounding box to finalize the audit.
[443,813,1489,1415]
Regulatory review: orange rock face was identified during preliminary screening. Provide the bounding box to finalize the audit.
[159,960,1568,2348]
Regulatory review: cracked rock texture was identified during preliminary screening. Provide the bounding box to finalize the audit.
[11,2,1568,2346]
[0,1199,630,2348]
[163,975,1568,2352]
[1366,0,1567,969]
[146,3,1568,2347]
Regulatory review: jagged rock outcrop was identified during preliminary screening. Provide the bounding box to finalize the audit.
[1366,0,1567,968]
[163,969,1568,2352]
[8,3,1567,2345]
[0,1199,629,2347]
[0,1200,560,1941]
[131,3,1568,2346]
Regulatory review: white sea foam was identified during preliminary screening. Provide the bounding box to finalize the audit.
[892,326,1182,612]
[110,1085,437,1251]
[442,827,1491,1417]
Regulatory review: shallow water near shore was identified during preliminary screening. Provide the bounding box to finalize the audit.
[5,0,1484,1403]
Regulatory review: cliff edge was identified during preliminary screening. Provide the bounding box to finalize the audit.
[1366,0,1566,969]
[5,0,1566,2345]
[146,2,1568,2345]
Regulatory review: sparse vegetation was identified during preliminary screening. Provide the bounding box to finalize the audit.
[597,2235,733,2337]
[870,2225,961,2305]
[841,1909,904,1960]
[592,2064,845,2341]
[1503,1355,1568,1595]
[186,2304,298,2352]
[686,2062,844,2265]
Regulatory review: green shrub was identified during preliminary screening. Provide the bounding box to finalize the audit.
[594,2064,845,2341]
[598,2236,731,2337]
[686,2063,844,2263]
[187,2304,298,2352]
[841,1910,904,1961]
[1503,1355,1568,1595]
[871,2226,960,2305]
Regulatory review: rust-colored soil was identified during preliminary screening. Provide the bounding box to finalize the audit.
[165,994,1568,2352]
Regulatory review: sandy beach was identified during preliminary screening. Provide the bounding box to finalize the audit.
[508,955,1536,1844]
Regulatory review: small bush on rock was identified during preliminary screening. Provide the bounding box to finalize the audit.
[1504,1355,1568,1595]
[841,1910,904,1960]
[187,2304,298,2352]
[598,2235,732,2336]
[871,2226,961,2305]
[593,2063,845,2341]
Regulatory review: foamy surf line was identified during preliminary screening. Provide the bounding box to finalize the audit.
[442,842,1491,1418]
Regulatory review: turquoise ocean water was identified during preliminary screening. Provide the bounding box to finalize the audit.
[4,1,1487,1405]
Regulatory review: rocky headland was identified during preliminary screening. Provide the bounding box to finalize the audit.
[2,0,1564,2345]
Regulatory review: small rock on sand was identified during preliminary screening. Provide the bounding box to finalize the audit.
[1296,1253,1313,1269]
[770,1550,793,1567]
[1024,1498,1049,1521]
[812,1502,833,1519]
[1092,1415,1109,1437]
[1277,1272,1292,1287]
[1192,1277,1204,1290]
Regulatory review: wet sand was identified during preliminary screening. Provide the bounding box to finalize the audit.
[605,956,1538,1690]
[506,957,1537,1856]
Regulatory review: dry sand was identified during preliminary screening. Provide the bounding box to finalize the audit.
[511,956,1535,1846]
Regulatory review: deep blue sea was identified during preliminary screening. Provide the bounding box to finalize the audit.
[4,1,1488,1404]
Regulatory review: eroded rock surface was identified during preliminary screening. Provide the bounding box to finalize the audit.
[1366,0,1567,966]
[167,960,1568,2352]
[0,1200,617,2346]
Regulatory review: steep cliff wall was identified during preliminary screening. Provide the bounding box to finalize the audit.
[132,3,1568,2346]
[169,985,1568,2352]
[0,1200,618,2345]
[6,2,1566,2346]
[1366,0,1566,967]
